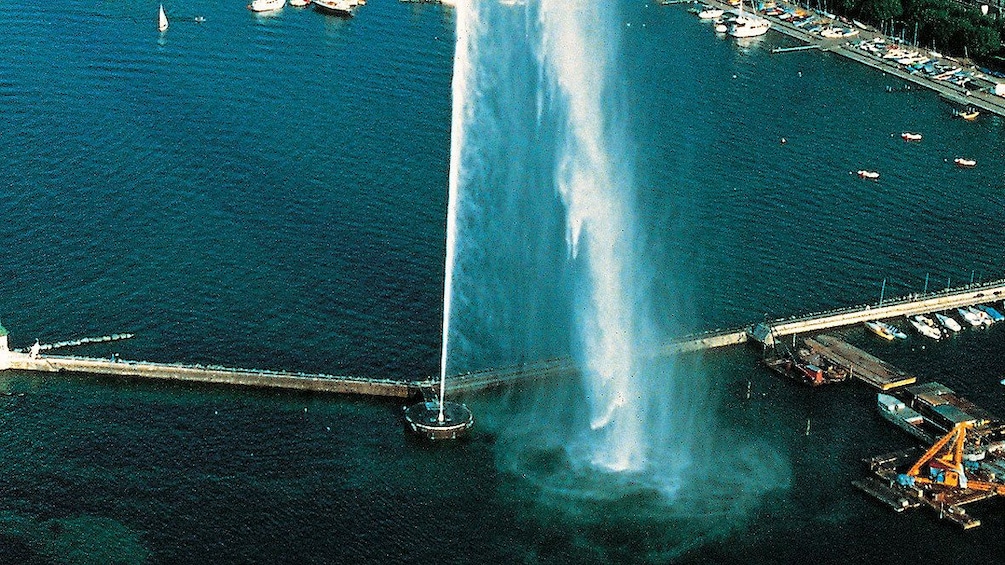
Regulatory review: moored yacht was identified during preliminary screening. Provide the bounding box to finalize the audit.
[878,321,908,340]
[908,315,942,340]
[865,320,895,340]
[968,306,994,326]
[248,0,285,12]
[314,0,355,16]
[729,14,770,37]
[933,312,962,333]
[957,307,983,327]
[976,304,1004,322]
[697,5,724,19]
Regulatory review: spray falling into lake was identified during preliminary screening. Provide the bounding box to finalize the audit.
[442,1,788,552]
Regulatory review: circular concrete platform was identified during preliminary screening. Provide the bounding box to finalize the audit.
[403,401,473,440]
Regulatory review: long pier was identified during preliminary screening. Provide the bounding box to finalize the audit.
[2,278,1005,398]
[1,351,420,399]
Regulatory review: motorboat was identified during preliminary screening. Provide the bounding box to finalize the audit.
[956,307,983,327]
[977,304,1005,322]
[908,316,942,340]
[729,15,770,37]
[878,321,908,340]
[158,4,168,32]
[956,108,980,121]
[933,312,962,333]
[697,6,725,19]
[864,320,895,340]
[314,0,354,16]
[864,321,894,340]
[965,306,993,327]
[248,0,285,11]
[290,0,311,6]
[954,157,977,168]
[900,132,922,141]
[857,170,880,179]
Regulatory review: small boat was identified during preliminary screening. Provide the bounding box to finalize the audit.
[857,170,880,179]
[249,0,285,11]
[934,312,962,333]
[976,304,1004,322]
[158,4,169,32]
[313,0,354,16]
[908,315,942,340]
[290,0,311,6]
[697,6,725,19]
[729,15,770,37]
[714,20,729,33]
[954,157,976,168]
[900,132,922,141]
[878,321,908,340]
[957,307,983,327]
[865,320,895,340]
[956,109,980,121]
[966,306,993,327]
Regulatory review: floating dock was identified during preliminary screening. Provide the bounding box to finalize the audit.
[803,335,916,390]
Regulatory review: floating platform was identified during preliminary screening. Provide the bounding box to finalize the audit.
[853,477,920,512]
[803,335,916,390]
[403,401,473,440]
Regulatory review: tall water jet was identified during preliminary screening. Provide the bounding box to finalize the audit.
[441,0,788,548]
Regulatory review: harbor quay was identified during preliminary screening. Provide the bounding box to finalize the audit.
[680,0,1005,118]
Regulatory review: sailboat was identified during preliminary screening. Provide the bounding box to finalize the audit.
[728,0,769,38]
[158,4,169,32]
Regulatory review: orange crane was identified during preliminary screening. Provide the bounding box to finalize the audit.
[903,421,1005,495]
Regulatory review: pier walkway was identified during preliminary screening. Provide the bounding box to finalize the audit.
[1,351,417,399]
[2,279,1004,399]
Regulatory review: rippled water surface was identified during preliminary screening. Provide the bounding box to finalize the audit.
[2,1,1005,563]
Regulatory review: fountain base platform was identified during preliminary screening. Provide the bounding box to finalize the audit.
[403,401,473,440]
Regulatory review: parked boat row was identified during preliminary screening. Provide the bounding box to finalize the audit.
[692,2,771,38]
[245,0,365,17]
[865,304,1005,342]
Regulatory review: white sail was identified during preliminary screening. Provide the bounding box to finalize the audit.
[158,4,169,32]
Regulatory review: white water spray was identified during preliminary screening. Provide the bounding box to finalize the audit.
[441,1,788,534]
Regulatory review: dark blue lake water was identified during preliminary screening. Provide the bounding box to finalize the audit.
[2,1,1005,563]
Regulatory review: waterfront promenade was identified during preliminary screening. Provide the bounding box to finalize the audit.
[691,0,1005,118]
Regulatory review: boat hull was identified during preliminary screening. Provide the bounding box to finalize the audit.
[313,0,353,16]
